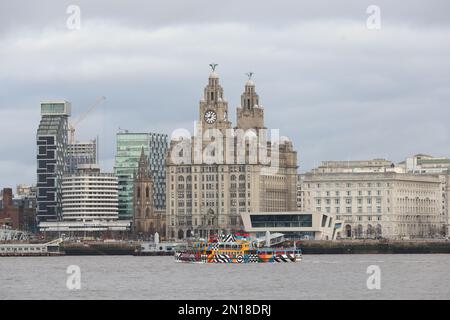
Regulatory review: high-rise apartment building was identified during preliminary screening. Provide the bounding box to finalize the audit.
[166,68,298,240]
[36,101,71,222]
[67,139,97,173]
[114,132,168,220]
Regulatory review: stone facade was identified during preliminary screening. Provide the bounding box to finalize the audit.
[133,148,165,237]
[166,69,298,240]
[300,172,442,239]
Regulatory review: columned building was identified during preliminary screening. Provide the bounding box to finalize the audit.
[399,154,450,236]
[133,148,165,237]
[36,101,71,222]
[166,68,298,240]
[300,160,443,239]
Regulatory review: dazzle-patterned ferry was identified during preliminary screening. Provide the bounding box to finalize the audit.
[175,233,302,263]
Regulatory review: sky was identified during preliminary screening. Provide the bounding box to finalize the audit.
[1,0,450,188]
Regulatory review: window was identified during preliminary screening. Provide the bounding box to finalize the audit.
[250,214,313,228]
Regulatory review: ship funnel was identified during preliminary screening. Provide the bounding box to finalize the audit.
[265,230,271,247]
[154,232,160,245]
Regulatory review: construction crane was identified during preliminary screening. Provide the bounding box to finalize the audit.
[69,96,106,144]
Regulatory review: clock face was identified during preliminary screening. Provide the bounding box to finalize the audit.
[204,110,217,124]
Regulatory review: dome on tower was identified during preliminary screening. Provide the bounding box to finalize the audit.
[209,72,219,79]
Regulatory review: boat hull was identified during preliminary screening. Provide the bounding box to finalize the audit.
[175,251,302,263]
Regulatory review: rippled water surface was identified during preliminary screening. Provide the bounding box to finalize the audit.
[1,254,449,299]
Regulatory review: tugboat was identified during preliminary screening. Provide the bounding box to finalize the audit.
[175,232,302,263]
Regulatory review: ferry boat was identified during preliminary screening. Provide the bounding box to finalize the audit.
[175,233,302,263]
[0,238,64,257]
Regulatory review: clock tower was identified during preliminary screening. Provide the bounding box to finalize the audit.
[199,65,232,133]
[236,74,265,132]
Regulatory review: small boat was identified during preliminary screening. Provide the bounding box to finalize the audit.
[175,233,302,263]
[134,242,178,256]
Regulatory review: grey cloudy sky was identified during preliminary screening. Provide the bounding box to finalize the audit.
[1,0,449,188]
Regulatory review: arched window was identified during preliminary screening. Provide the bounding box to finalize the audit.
[137,187,141,198]
[145,208,150,218]
[178,176,185,182]
[146,186,150,198]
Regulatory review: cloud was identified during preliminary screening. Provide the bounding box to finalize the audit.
[0,1,450,188]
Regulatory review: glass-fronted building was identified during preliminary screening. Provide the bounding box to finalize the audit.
[36,101,71,222]
[114,132,168,220]
[241,211,341,240]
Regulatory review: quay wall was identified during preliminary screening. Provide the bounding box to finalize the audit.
[297,240,450,254]
[62,242,136,255]
[59,240,450,255]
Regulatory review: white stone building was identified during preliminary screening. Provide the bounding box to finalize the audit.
[300,160,443,239]
[399,154,450,236]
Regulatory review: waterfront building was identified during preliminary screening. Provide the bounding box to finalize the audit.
[61,164,119,222]
[133,148,166,237]
[166,68,298,240]
[114,132,168,220]
[400,154,450,174]
[312,159,405,174]
[399,154,450,236]
[67,139,97,173]
[39,164,131,236]
[36,101,71,222]
[0,188,36,233]
[241,211,341,240]
[38,220,131,236]
[300,161,443,239]
[297,175,305,211]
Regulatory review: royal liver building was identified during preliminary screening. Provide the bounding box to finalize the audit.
[166,66,298,239]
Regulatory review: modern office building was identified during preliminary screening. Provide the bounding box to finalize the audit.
[67,139,97,173]
[300,159,443,239]
[166,68,298,240]
[114,132,168,220]
[36,101,71,222]
[38,164,131,236]
[241,211,341,240]
[61,164,119,222]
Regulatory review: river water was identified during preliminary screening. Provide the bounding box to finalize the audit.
[0,254,449,300]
